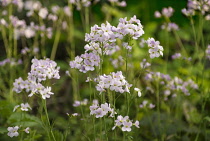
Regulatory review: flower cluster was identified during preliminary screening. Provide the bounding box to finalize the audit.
[167,77,198,96]
[154,7,174,18]
[95,71,132,94]
[85,16,144,51]
[13,103,32,112]
[139,100,155,109]
[110,56,124,69]
[139,38,146,48]
[0,58,22,66]
[206,45,210,60]
[73,99,89,107]
[1,0,23,11]
[70,53,100,73]
[182,0,210,20]
[69,0,92,10]
[7,126,30,138]
[112,115,139,132]
[0,16,53,39]
[146,38,163,58]
[154,7,179,34]
[171,53,192,61]
[171,53,182,59]
[90,102,115,118]
[70,16,145,73]
[161,22,179,31]
[23,1,49,19]
[13,58,60,99]
[108,0,126,7]
[144,72,198,99]
[140,59,151,69]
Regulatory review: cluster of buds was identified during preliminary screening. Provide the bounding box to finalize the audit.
[154,7,174,18]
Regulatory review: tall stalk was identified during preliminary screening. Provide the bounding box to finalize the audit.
[42,99,56,141]
[50,13,64,60]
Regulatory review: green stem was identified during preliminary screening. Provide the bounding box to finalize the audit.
[39,18,46,57]
[9,64,14,102]
[85,7,90,33]
[42,99,56,141]
[80,8,86,33]
[1,25,9,56]
[156,78,161,140]
[165,30,169,73]
[8,4,13,58]
[190,17,199,56]
[50,13,64,60]
[13,34,17,57]
[113,92,116,141]
[172,30,188,57]
[100,118,103,140]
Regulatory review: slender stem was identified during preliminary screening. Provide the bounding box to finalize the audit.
[195,57,207,141]
[39,17,46,57]
[1,25,9,56]
[80,8,86,33]
[156,77,161,140]
[100,118,103,140]
[8,4,13,58]
[42,99,56,141]
[123,132,126,141]
[165,30,169,73]
[85,7,90,33]
[125,39,131,115]
[190,17,199,55]
[113,92,116,141]
[9,64,14,102]
[172,30,188,57]
[50,13,64,60]
[13,34,17,57]
[93,117,96,141]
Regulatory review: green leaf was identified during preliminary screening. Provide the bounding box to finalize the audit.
[7,112,42,127]
[0,127,7,134]
[53,130,64,141]
[204,116,210,122]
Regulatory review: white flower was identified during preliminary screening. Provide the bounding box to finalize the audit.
[20,103,32,111]
[38,8,48,19]
[134,121,140,128]
[95,108,104,118]
[24,127,30,134]
[13,105,20,112]
[146,38,163,58]
[24,27,35,38]
[13,103,31,112]
[122,121,132,132]
[134,88,142,97]
[72,113,79,116]
[40,86,54,99]
[7,126,19,137]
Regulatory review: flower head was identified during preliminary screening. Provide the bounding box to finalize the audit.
[7,126,19,137]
